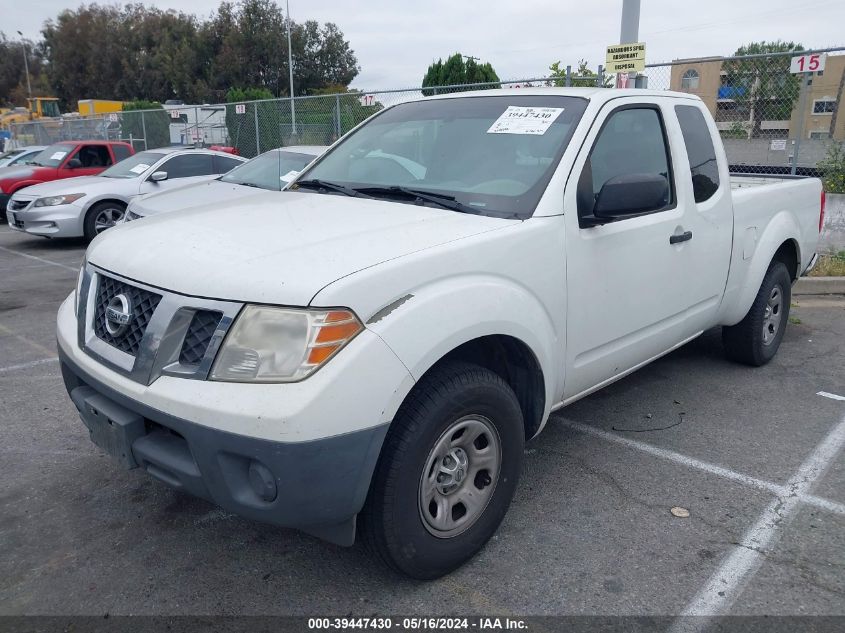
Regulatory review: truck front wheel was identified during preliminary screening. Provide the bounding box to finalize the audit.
[360,360,524,579]
[722,260,792,366]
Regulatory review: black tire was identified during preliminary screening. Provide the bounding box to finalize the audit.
[83,201,126,241]
[722,260,792,366]
[359,360,524,579]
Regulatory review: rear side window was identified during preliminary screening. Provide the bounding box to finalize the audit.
[113,144,132,162]
[213,155,243,173]
[161,154,215,179]
[675,105,720,203]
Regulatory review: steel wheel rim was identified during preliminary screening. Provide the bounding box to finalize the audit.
[762,284,783,346]
[94,207,124,233]
[418,415,502,539]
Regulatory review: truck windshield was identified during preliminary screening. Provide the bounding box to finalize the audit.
[29,144,76,167]
[220,150,317,191]
[101,152,166,178]
[296,95,587,218]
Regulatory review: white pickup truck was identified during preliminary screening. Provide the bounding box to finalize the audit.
[57,88,824,579]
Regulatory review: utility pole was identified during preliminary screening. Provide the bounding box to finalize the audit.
[618,0,645,88]
[17,31,32,99]
[286,0,297,137]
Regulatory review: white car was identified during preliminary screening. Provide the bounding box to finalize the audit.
[58,89,822,578]
[124,146,326,221]
[8,148,245,240]
[0,145,47,169]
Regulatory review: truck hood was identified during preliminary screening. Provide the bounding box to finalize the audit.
[9,175,123,198]
[88,191,514,306]
[132,179,255,215]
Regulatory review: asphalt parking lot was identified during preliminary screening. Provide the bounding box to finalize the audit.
[1,225,843,619]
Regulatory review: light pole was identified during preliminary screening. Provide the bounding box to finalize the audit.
[16,31,32,99]
[286,0,297,136]
[618,0,644,88]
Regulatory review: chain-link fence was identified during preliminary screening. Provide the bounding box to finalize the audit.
[8,47,845,178]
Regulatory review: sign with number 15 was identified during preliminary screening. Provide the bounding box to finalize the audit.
[790,53,826,74]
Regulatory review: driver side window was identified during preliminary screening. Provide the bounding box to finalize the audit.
[577,107,673,221]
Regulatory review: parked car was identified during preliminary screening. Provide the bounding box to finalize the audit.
[7,148,246,240]
[0,141,134,215]
[0,145,47,168]
[58,89,823,579]
[124,146,326,221]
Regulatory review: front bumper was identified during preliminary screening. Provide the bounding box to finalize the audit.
[60,346,389,545]
[6,200,85,237]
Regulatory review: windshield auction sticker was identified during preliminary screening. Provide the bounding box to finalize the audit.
[130,164,150,174]
[487,106,564,135]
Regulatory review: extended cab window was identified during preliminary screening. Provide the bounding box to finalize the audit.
[675,105,720,203]
[577,107,673,222]
[161,154,215,179]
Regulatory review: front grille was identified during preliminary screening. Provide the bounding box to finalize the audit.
[8,199,28,211]
[94,276,162,356]
[179,310,222,365]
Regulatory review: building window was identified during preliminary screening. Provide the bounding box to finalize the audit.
[813,99,836,114]
[809,131,831,140]
[681,69,700,90]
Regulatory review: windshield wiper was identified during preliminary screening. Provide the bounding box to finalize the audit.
[355,186,478,215]
[226,181,264,188]
[293,179,372,198]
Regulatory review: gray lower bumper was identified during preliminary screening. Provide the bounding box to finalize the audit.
[59,347,389,545]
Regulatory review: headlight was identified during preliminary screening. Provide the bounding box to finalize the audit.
[210,306,363,383]
[123,209,143,222]
[34,193,85,207]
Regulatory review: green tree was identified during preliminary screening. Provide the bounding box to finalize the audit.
[547,59,610,88]
[0,33,49,107]
[421,53,499,96]
[38,1,360,106]
[722,41,804,138]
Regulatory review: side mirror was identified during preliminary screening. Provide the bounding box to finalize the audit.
[150,171,168,182]
[593,173,669,219]
[67,158,83,169]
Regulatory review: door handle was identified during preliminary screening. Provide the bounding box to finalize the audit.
[670,230,693,245]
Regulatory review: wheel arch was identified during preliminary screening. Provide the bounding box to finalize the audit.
[414,335,547,441]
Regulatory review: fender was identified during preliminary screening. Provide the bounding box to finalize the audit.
[719,209,801,326]
[362,274,561,433]
[81,195,131,214]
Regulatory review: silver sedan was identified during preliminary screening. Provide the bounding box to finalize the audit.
[7,148,246,240]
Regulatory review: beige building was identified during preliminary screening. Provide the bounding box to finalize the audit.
[669,54,845,140]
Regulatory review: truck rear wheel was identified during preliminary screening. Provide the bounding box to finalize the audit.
[722,260,792,366]
[360,360,524,579]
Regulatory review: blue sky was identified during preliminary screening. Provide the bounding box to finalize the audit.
[13,0,845,89]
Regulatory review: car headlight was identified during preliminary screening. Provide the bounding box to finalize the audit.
[123,209,143,222]
[210,306,363,383]
[34,193,85,207]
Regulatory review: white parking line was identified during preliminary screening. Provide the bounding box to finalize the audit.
[673,415,845,626]
[562,420,845,516]
[0,245,78,272]
[0,357,59,374]
[818,391,845,402]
